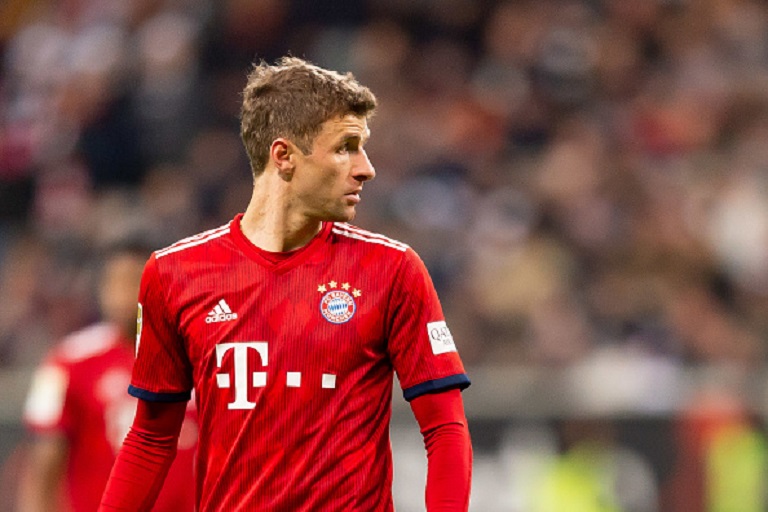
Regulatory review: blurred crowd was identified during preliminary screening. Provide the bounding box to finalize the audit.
[4,0,768,510]
[3,0,768,371]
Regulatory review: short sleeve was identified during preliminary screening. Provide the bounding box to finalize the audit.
[128,254,192,402]
[23,358,72,435]
[386,249,470,401]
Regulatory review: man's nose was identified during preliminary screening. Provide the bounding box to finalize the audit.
[354,149,375,182]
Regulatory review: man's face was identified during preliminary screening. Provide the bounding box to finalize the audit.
[99,253,145,335]
[290,114,375,222]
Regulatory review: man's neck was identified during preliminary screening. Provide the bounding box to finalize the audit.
[117,322,136,347]
[240,180,323,252]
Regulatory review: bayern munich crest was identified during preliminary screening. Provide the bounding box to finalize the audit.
[318,280,360,324]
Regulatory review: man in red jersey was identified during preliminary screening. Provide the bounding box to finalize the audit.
[18,243,198,512]
[100,56,472,511]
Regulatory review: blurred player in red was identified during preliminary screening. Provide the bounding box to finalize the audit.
[19,243,197,512]
[100,57,472,511]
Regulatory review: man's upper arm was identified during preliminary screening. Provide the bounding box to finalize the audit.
[129,254,193,402]
[386,249,470,402]
[24,356,72,435]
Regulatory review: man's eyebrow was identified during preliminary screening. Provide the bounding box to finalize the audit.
[354,128,371,144]
[341,131,370,145]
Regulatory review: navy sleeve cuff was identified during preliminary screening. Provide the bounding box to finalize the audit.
[128,384,191,402]
[402,373,471,402]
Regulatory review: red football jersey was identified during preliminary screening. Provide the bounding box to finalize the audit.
[23,323,198,512]
[130,214,470,511]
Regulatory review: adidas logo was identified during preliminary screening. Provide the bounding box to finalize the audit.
[206,299,238,324]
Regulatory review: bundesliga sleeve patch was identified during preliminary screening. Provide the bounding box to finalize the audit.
[427,321,457,355]
[135,303,143,357]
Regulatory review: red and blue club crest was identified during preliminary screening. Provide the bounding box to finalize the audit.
[320,290,356,323]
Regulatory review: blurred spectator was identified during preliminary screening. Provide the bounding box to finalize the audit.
[529,418,658,512]
[0,234,52,367]
[665,380,768,512]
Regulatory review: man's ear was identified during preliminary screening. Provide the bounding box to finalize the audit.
[270,138,296,181]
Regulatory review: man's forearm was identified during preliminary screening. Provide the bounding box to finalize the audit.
[99,400,186,511]
[410,389,473,511]
[17,436,68,512]
[423,420,472,510]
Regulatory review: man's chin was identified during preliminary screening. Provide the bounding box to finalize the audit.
[325,208,356,223]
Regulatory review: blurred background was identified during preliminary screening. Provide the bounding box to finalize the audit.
[2,0,768,510]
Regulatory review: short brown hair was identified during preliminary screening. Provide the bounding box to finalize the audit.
[240,56,377,176]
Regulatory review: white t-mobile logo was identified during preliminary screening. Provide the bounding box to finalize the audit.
[215,342,268,410]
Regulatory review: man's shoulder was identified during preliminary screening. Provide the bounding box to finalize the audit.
[153,221,233,265]
[52,322,123,364]
[329,223,411,255]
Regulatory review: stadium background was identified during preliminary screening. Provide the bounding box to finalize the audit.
[2,0,768,510]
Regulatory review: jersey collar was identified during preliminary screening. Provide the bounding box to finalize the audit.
[229,213,333,272]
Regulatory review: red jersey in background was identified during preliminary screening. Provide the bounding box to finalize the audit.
[24,323,198,511]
